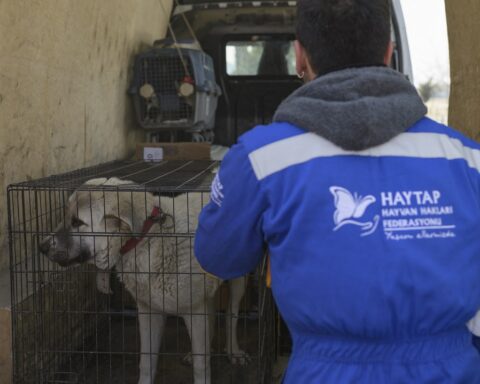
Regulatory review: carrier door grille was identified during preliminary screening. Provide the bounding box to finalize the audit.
[140,56,194,125]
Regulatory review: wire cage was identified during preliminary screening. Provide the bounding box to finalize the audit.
[8,160,276,384]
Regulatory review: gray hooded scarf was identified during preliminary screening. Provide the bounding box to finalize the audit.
[273,66,427,151]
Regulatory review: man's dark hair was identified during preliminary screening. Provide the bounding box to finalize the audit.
[296,0,391,75]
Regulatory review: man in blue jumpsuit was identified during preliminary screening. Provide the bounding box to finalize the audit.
[195,0,480,382]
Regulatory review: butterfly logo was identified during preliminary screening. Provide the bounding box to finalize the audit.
[211,173,224,207]
[330,186,380,237]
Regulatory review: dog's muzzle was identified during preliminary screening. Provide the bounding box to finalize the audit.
[39,238,91,267]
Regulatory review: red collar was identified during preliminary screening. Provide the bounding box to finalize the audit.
[120,206,161,255]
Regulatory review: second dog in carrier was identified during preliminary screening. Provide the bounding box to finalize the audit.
[39,177,247,384]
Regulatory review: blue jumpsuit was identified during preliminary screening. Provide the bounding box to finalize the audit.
[195,117,480,383]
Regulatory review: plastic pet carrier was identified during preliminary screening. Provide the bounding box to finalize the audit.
[130,41,221,140]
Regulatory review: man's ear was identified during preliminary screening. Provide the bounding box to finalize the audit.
[384,40,394,66]
[295,40,316,82]
[295,40,308,78]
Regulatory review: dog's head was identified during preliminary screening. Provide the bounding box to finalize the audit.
[39,177,137,270]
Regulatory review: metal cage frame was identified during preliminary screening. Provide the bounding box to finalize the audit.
[9,160,275,384]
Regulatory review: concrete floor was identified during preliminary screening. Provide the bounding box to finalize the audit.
[42,314,273,384]
[5,268,285,384]
[272,356,288,384]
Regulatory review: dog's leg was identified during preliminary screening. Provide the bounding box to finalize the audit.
[183,308,211,384]
[208,296,216,344]
[226,276,250,365]
[182,296,215,366]
[96,270,113,294]
[137,301,165,384]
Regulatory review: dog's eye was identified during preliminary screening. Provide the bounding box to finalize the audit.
[71,216,86,228]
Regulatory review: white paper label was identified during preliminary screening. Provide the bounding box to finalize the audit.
[143,147,164,162]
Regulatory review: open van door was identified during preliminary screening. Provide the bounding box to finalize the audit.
[142,1,414,145]
[392,0,414,81]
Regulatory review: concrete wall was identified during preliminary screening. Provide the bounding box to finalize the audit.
[1,2,172,381]
[0,268,11,384]
[0,0,173,272]
[445,0,480,139]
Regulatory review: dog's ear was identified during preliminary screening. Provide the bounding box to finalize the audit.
[111,197,138,231]
[103,214,132,233]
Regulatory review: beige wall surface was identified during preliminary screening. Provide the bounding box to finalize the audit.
[0,0,172,271]
[0,308,12,383]
[445,0,480,139]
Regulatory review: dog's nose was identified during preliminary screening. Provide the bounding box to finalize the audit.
[39,240,51,255]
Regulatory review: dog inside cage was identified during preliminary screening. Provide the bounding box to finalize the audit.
[9,161,275,384]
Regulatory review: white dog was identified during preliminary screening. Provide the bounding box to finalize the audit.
[39,177,248,384]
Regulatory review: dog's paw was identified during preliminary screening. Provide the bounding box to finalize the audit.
[137,373,155,384]
[228,350,251,365]
[181,352,193,366]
